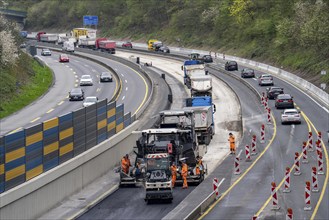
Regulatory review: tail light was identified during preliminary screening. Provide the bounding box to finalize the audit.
[277,100,283,102]
[288,100,293,103]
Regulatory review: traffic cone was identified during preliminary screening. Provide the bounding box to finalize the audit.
[271,182,280,210]
[304,181,312,211]
[283,167,291,193]
[294,152,301,176]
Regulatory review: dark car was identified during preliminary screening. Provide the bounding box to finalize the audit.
[100,72,113,82]
[225,61,238,71]
[122,42,132,48]
[158,46,170,53]
[241,68,255,78]
[203,55,213,63]
[69,88,84,101]
[275,94,294,109]
[266,87,284,99]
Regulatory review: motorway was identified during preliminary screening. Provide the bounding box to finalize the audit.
[0,49,149,136]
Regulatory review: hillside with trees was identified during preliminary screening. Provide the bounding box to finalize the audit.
[4,0,329,89]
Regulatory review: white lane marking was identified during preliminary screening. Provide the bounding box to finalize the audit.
[97,88,101,92]
[30,117,40,123]
[70,68,74,71]
[65,65,69,68]
[92,69,96,72]
[122,96,125,100]
[73,71,77,74]
[75,80,79,83]
[75,60,80,63]
[66,95,69,98]
[125,80,127,83]
[121,73,124,77]
[75,84,78,87]
[252,78,257,81]
[126,87,128,91]
[84,64,89,67]
[75,75,78,78]
[115,68,118,71]
[96,75,99,78]
[58,101,64,105]
[47,109,54,113]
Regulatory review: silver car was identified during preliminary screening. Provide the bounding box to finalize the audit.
[281,109,301,124]
[80,75,93,86]
[258,74,274,86]
[83,96,98,107]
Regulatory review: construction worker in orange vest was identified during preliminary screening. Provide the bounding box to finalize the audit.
[195,156,203,176]
[228,133,236,154]
[181,161,188,189]
[121,155,129,174]
[171,162,177,187]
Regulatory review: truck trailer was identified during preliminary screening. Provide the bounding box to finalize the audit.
[40,34,58,43]
[98,40,116,54]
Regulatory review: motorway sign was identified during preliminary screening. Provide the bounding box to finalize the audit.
[83,15,98,26]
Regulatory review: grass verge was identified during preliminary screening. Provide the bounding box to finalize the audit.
[0,60,53,119]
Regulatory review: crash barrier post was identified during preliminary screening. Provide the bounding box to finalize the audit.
[286,208,293,220]
[283,167,291,193]
[316,140,322,156]
[317,151,324,175]
[267,108,271,124]
[245,145,251,162]
[252,215,258,220]
[304,181,312,211]
[271,182,280,210]
[311,167,319,192]
[294,152,301,176]
[307,132,314,152]
[213,178,218,199]
[260,124,265,144]
[234,150,242,175]
[261,92,265,106]
[251,135,257,155]
[264,97,268,110]
[317,131,322,145]
[302,141,308,164]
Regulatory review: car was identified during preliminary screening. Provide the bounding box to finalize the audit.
[241,68,255,78]
[80,75,93,86]
[100,72,113,82]
[83,96,98,107]
[69,88,84,101]
[41,48,52,56]
[266,87,284,99]
[258,74,274,86]
[59,54,69,62]
[281,109,301,124]
[202,55,213,63]
[122,42,132,48]
[225,61,238,71]
[158,46,170,53]
[275,94,294,109]
[19,43,27,48]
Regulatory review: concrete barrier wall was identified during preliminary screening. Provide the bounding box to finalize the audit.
[0,121,140,220]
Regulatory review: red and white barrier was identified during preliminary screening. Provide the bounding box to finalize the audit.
[271,182,280,210]
[304,181,312,211]
[312,167,319,192]
[294,152,301,176]
[307,132,314,152]
[317,151,324,175]
[213,178,219,199]
[286,208,293,220]
[261,92,265,106]
[234,151,242,175]
[283,167,291,193]
[252,215,258,220]
[251,135,257,155]
[245,145,251,162]
[316,140,322,156]
[260,124,265,144]
[267,108,271,124]
[317,131,322,144]
[302,141,308,164]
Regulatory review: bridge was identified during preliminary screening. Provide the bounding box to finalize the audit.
[0,8,27,27]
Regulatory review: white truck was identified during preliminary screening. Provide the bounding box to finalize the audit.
[184,64,206,89]
[62,41,75,52]
[40,34,58,43]
[190,74,212,97]
[78,37,96,49]
[184,106,213,145]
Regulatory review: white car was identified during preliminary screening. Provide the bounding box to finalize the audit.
[80,75,93,86]
[281,109,301,125]
[83,96,98,107]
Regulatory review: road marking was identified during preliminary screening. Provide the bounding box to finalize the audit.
[121,73,124,77]
[58,101,64,105]
[126,87,128,91]
[75,75,78,78]
[8,127,23,135]
[75,80,79,83]
[122,96,125,100]
[125,79,127,83]
[65,65,69,68]
[92,69,96,72]
[199,113,277,219]
[75,84,78,87]
[96,75,99,78]
[30,117,40,123]
[46,109,54,113]
[97,88,101,92]
[73,71,77,74]
[84,64,89,67]
[70,68,73,71]
[115,68,118,71]
[252,78,257,81]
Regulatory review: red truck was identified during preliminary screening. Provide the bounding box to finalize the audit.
[97,40,116,54]
[36,32,46,41]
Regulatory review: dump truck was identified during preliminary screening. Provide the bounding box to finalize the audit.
[190,74,212,98]
[182,60,207,89]
[78,37,96,49]
[148,39,159,51]
[40,34,58,43]
[98,40,116,54]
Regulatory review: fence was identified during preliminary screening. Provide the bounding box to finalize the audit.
[0,99,132,193]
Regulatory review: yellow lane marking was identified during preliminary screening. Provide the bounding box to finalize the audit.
[199,113,277,219]
[8,127,23,135]
[58,101,64,106]
[46,109,54,114]
[30,117,40,123]
[255,110,311,216]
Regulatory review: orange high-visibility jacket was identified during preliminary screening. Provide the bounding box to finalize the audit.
[171,165,177,176]
[182,163,188,177]
[228,135,235,148]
